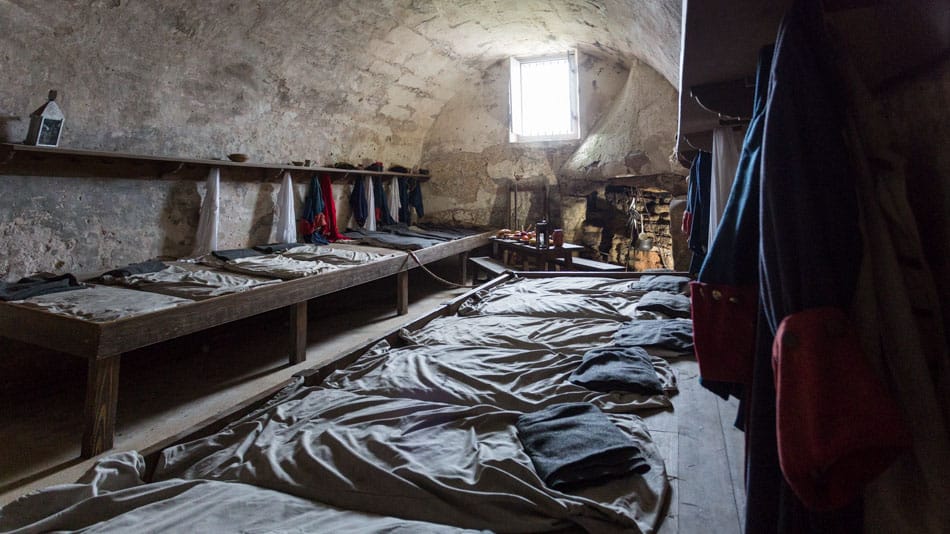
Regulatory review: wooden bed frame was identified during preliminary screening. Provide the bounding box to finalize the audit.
[137,270,684,477]
[0,231,491,458]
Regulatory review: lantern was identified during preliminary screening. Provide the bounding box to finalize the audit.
[25,90,65,147]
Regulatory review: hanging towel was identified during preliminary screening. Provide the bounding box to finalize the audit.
[192,167,220,257]
[319,173,346,242]
[364,176,377,231]
[708,127,741,247]
[274,172,297,244]
[387,177,401,224]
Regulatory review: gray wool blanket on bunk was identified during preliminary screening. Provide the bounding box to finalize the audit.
[613,318,694,357]
[569,345,664,395]
[516,402,651,490]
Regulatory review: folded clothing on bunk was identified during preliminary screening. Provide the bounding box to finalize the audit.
[211,248,265,262]
[516,402,650,490]
[613,319,694,356]
[569,345,664,395]
[97,260,169,280]
[0,273,85,301]
[630,275,691,294]
[635,291,692,319]
[253,243,303,254]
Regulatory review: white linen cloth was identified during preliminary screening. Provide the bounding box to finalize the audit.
[364,176,377,231]
[274,172,297,243]
[708,126,741,246]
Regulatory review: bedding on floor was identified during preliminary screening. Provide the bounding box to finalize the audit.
[154,384,669,533]
[322,340,675,413]
[400,314,624,356]
[0,452,481,534]
[457,287,641,321]
[613,318,695,358]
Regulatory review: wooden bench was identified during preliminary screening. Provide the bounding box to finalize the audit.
[468,256,509,282]
[553,256,626,272]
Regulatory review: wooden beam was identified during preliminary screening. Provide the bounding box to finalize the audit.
[288,301,308,364]
[396,271,409,316]
[81,355,120,458]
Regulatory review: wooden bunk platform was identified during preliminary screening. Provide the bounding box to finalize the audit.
[0,231,491,458]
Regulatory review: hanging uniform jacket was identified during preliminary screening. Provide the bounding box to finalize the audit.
[349,175,368,227]
[684,151,711,275]
[691,45,773,396]
[299,175,329,245]
[745,3,910,532]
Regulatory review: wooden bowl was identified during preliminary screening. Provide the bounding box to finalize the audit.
[227,153,249,162]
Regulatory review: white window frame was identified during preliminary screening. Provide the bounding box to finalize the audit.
[509,50,580,143]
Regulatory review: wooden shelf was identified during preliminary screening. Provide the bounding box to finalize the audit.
[0,143,431,181]
[606,173,687,196]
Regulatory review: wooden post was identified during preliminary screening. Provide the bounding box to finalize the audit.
[458,251,469,284]
[396,270,409,315]
[288,301,307,364]
[81,355,121,458]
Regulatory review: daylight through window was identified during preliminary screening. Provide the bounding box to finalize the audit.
[509,50,579,142]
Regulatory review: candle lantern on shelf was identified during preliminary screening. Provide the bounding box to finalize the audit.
[25,90,65,147]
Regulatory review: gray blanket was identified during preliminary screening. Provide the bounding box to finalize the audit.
[0,452,480,533]
[569,345,664,395]
[154,385,669,533]
[323,341,674,413]
[613,319,694,358]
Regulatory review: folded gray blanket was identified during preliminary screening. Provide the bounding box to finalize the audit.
[613,319,694,354]
[636,291,691,318]
[630,275,691,294]
[0,273,84,301]
[516,403,649,490]
[211,248,265,262]
[97,260,168,279]
[253,243,303,253]
[569,346,663,395]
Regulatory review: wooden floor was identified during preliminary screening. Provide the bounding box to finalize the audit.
[0,259,745,532]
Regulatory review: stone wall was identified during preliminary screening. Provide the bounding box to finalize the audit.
[602,186,676,270]
[0,1,684,280]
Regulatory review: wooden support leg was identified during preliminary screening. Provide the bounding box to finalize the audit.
[288,301,308,365]
[458,251,469,284]
[81,355,120,458]
[396,270,409,315]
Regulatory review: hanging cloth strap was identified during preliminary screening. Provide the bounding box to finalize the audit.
[319,173,346,242]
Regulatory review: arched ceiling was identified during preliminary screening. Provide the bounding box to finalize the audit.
[1,0,682,162]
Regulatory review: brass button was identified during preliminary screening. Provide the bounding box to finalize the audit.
[711,289,722,301]
[728,296,740,304]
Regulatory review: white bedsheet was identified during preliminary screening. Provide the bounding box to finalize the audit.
[11,285,191,322]
[323,341,676,413]
[104,263,281,300]
[0,452,480,533]
[155,386,669,533]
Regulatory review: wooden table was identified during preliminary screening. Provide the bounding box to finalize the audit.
[490,238,584,270]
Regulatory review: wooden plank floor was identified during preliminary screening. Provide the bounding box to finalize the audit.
[651,359,745,533]
[1,266,745,532]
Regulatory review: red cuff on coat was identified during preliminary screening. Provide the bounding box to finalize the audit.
[690,281,757,384]
[773,307,911,510]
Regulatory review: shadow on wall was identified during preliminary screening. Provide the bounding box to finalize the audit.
[0,116,24,143]
[159,181,201,258]
[248,182,277,245]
